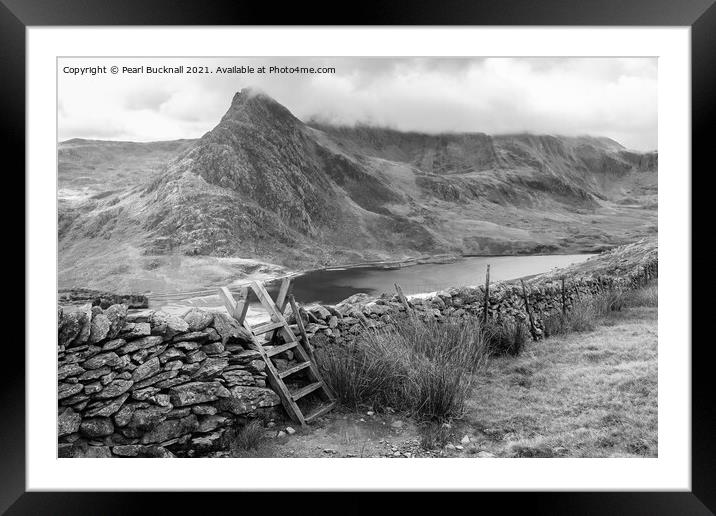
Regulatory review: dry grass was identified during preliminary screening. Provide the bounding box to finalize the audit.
[464,287,657,458]
[483,318,529,356]
[222,419,265,453]
[316,316,490,421]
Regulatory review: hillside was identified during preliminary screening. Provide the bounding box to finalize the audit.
[58,88,657,293]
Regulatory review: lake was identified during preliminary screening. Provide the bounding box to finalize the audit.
[152,253,595,320]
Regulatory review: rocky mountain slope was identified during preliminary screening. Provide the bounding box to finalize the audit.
[58,88,657,293]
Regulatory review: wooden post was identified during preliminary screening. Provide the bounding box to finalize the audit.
[271,278,292,346]
[288,294,314,360]
[561,277,567,316]
[483,264,491,325]
[394,283,413,316]
[219,286,250,324]
[520,279,538,341]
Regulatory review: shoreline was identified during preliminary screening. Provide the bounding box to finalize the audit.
[59,249,605,306]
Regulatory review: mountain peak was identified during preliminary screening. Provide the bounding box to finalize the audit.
[221,88,299,126]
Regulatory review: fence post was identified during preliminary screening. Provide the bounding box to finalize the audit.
[561,276,567,316]
[520,279,538,341]
[483,264,491,325]
[394,283,414,317]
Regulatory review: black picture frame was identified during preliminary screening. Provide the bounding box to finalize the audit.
[4,0,711,513]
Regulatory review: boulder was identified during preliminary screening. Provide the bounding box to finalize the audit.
[134,369,179,389]
[80,417,114,437]
[112,444,141,457]
[201,342,225,355]
[169,382,231,407]
[173,331,209,343]
[84,381,103,395]
[94,379,133,399]
[85,393,129,417]
[191,404,218,416]
[158,348,186,364]
[119,335,163,354]
[71,304,93,346]
[140,414,198,444]
[101,338,126,351]
[192,357,228,380]
[58,382,84,400]
[58,311,84,348]
[58,363,85,381]
[309,305,332,321]
[57,408,82,436]
[104,304,128,339]
[212,312,253,346]
[221,369,255,386]
[149,311,190,339]
[174,341,200,352]
[120,322,151,339]
[88,313,111,344]
[216,386,280,415]
[183,308,214,331]
[82,351,121,370]
[197,415,228,433]
[132,387,160,401]
[186,350,207,364]
[132,357,161,382]
[127,405,172,430]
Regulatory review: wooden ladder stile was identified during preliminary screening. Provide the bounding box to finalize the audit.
[218,279,336,426]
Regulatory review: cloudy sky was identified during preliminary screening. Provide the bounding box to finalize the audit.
[58,57,657,151]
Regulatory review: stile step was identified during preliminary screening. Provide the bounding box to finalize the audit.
[291,381,323,401]
[265,340,299,357]
[253,320,286,335]
[279,361,311,379]
[304,401,337,423]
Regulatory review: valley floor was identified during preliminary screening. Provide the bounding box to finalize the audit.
[220,304,658,458]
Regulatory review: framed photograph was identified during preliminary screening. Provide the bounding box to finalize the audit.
[8,0,711,512]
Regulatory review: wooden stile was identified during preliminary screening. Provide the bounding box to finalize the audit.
[218,279,335,425]
[289,294,314,360]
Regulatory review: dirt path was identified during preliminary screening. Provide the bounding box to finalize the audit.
[223,306,657,458]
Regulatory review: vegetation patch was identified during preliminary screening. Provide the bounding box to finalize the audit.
[317,316,489,421]
[221,419,265,453]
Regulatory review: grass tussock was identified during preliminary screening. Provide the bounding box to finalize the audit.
[316,316,489,421]
[483,318,529,356]
[622,282,658,308]
[222,419,265,452]
[543,281,657,337]
[591,290,627,315]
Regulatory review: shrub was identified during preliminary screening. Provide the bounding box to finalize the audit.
[483,318,528,356]
[316,315,489,421]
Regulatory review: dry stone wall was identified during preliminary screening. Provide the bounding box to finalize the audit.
[294,257,658,349]
[57,305,291,458]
